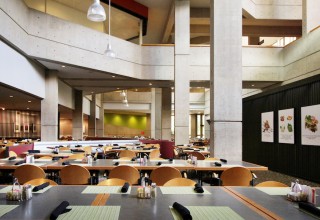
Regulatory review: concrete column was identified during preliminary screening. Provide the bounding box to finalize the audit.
[88,95,96,137]
[248,37,260,45]
[161,87,172,140]
[72,90,83,140]
[151,88,162,139]
[41,70,59,141]
[204,89,210,139]
[302,0,320,36]
[210,0,242,161]
[174,0,190,145]
[95,94,104,136]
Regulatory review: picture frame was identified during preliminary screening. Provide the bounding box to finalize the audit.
[14,123,20,133]
[24,123,29,133]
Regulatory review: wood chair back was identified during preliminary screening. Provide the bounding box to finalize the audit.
[13,164,46,184]
[24,178,58,186]
[220,167,253,186]
[188,151,206,160]
[83,146,92,154]
[9,151,18,157]
[163,178,196,186]
[98,178,128,186]
[108,165,140,185]
[149,149,161,159]
[59,147,69,151]
[119,150,136,158]
[60,165,91,185]
[150,167,182,186]
[255,181,288,187]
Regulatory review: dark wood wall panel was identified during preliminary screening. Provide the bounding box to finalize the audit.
[243,77,320,183]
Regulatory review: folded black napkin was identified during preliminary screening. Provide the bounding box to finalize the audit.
[33,182,50,192]
[194,183,204,193]
[98,144,103,147]
[131,157,136,161]
[8,156,16,160]
[185,148,193,151]
[62,161,70,165]
[71,149,84,153]
[50,201,71,220]
[75,145,82,148]
[52,151,58,154]
[172,202,192,220]
[193,149,200,152]
[14,160,24,165]
[299,202,320,217]
[220,158,227,163]
[28,150,40,154]
[157,162,162,166]
[112,147,120,149]
[214,162,221,167]
[143,148,151,150]
[52,157,59,161]
[121,182,130,193]
[168,158,173,162]
[114,162,119,166]
[113,144,119,146]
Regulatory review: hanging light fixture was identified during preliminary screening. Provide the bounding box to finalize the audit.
[105,0,116,58]
[87,0,106,22]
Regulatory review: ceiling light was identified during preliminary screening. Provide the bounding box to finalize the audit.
[251,84,255,87]
[87,0,106,22]
[112,76,115,78]
[9,96,13,98]
[27,108,29,110]
[28,101,31,103]
[1,108,5,111]
[105,0,116,59]
[135,89,138,92]
[117,88,120,90]
[149,83,152,86]
[61,65,66,68]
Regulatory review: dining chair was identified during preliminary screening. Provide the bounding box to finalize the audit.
[163,178,196,186]
[255,181,288,187]
[9,151,18,157]
[83,146,92,154]
[67,153,85,160]
[24,178,58,186]
[58,147,69,151]
[187,151,206,160]
[60,165,91,185]
[97,178,128,186]
[220,167,254,186]
[119,150,136,158]
[39,156,53,159]
[108,165,140,185]
[149,149,161,159]
[150,167,182,186]
[13,164,46,184]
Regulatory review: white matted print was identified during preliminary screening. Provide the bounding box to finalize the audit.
[301,104,320,146]
[262,111,274,142]
[278,108,294,144]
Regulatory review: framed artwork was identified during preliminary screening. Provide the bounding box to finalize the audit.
[24,123,29,133]
[14,123,20,133]
[261,111,274,142]
[301,104,320,146]
[278,108,294,144]
[33,124,37,133]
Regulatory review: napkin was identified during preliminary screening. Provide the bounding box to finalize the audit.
[50,201,71,220]
[220,158,227,163]
[121,182,130,193]
[157,162,162,166]
[62,161,70,165]
[113,162,119,166]
[8,156,16,160]
[172,202,192,220]
[14,160,24,165]
[214,162,221,167]
[299,202,320,217]
[194,183,204,193]
[28,150,40,153]
[33,182,50,192]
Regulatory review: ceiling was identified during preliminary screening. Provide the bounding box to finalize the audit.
[0,0,297,113]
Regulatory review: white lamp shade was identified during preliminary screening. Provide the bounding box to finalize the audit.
[87,0,106,22]
[105,43,116,59]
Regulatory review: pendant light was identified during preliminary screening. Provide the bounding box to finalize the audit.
[87,0,106,22]
[105,0,116,58]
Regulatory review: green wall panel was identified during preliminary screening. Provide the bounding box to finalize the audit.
[104,113,146,130]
